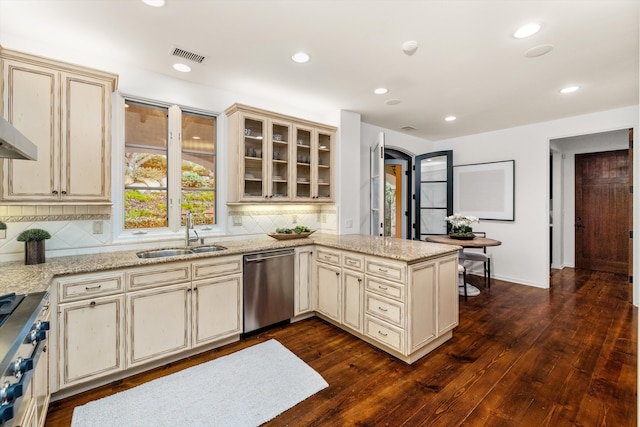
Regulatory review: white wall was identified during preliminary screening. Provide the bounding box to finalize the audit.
[359,123,435,235]
[433,106,638,289]
[551,129,629,269]
[338,110,361,235]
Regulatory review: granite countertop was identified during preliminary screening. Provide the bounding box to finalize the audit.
[0,234,459,296]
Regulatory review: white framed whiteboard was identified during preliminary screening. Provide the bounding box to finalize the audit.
[453,160,515,221]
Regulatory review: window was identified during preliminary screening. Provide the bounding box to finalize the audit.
[124,99,217,232]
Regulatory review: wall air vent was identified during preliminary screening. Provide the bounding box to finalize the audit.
[401,126,417,131]
[170,46,206,64]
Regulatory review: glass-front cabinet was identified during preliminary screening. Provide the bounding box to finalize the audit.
[226,104,335,203]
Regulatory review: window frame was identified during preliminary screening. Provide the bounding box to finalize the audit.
[113,94,225,243]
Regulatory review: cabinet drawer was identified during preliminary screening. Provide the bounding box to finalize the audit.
[365,276,405,302]
[343,253,364,271]
[364,316,404,353]
[316,248,341,266]
[193,256,242,279]
[365,293,403,327]
[126,263,191,291]
[57,271,125,302]
[365,258,406,283]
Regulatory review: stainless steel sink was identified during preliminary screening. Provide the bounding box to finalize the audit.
[190,245,227,253]
[136,248,195,258]
[136,245,227,258]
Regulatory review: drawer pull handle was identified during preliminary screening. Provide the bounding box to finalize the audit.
[378,268,388,272]
[347,260,356,265]
[378,306,388,312]
[378,330,388,337]
[85,284,102,291]
[378,285,388,290]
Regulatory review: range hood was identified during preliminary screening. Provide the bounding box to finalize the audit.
[0,116,37,160]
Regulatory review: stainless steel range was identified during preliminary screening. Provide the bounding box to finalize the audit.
[0,292,49,426]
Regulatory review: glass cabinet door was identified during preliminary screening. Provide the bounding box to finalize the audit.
[269,120,291,200]
[293,126,312,200]
[241,116,266,200]
[315,131,332,200]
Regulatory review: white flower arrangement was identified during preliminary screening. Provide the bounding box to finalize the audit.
[445,213,479,233]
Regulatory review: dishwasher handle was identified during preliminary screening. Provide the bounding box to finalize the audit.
[244,249,294,263]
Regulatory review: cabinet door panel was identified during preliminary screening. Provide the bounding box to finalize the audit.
[408,262,437,351]
[316,263,341,322]
[295,246,314,315]
[1,61,59,200]
[343,270,363,332]
[193,275,241,346]
[127,284,189,366]
[59,295,125,387]
[437,255,459,334]
[62,74,111,200]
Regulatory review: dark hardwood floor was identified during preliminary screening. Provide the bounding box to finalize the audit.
[45,269,637,426]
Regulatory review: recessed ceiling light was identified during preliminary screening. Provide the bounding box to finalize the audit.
[514,23,541,39]
[445,116,457,122]
[560,86,580,94]
[173,63,191,72]
[141,0,166,7]
[374,88,388,95]
[291,52,310,63]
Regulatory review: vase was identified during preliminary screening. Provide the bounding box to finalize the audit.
[25,240,46,265]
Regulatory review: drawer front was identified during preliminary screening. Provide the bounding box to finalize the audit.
[364,316,404,353]
[365,258,406,283]
[193,256,242,279]
[343,253,364,271]
[126,263,191,291]
[57,271,125,302]
[365,293,403,327]
[316,248,341,266]
[365,276,404,302]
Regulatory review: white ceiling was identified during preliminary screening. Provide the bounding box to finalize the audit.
[0,0,638,141]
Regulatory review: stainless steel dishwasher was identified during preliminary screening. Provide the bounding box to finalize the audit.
[243,249,294,333]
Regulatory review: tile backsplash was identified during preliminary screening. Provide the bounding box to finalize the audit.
[0,204,337,262]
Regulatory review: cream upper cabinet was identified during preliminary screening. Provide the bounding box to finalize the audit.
[0,48,117,204]
[226,103,335,203]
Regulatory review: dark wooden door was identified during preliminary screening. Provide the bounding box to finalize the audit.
[575,149,630,273]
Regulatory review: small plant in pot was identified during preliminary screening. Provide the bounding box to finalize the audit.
[445,213,479,240]
[17,228,51,265]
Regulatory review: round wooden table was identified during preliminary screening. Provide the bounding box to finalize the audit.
[425,235,502,248]
[425,235,502,296]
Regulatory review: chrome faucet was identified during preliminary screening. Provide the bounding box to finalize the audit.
[185,210,199,247]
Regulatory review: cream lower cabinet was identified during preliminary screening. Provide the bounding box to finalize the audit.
[53,271,126,391]
[315,249,459,364]
[191,257,242,345]
[315,248,364,333]
[126,258,243,367]
[294,246,315,316]
[51,257,242,393]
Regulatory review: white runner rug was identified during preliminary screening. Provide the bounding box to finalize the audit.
[71,339,328,427]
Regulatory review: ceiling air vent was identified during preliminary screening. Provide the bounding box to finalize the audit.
[170,46,206,64]
[401,126,417,131]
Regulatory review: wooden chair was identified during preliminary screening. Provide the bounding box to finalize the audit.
[458,232,491,288]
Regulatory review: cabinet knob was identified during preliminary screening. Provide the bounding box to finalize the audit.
[52,190,58,195]
[89,301,96,307]
[61,190,67,195]
[335,272,339,276]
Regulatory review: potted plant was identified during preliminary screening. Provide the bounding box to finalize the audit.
[445,213,479,240]
[17,228,51,265]
[0,221,6,240]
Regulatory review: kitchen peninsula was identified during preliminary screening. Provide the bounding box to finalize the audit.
[0,234,460,402]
